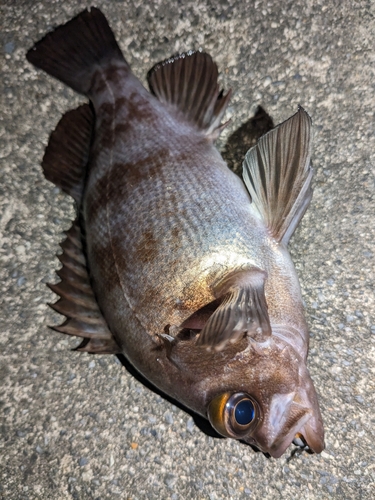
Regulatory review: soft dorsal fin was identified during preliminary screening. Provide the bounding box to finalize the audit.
[196,269,271,351]
[147,50,231,138]
[242,107,313,245]
[42,104,94,204]
[48,220,121,354]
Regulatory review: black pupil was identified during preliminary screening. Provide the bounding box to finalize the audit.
[235,399,255,425]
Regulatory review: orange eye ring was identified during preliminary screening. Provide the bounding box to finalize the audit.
[207,392,260,439]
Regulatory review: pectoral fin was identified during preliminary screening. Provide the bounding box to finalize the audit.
[242,107,313,245]
[196,271,271,351]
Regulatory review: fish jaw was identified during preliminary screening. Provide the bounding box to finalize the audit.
[246,386,324,458]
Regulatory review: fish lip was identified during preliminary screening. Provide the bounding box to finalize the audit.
[265,415,325,458]
[257,411,314,458]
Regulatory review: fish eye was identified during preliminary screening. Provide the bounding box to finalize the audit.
[207,392,259,439]
[235,398,255,425]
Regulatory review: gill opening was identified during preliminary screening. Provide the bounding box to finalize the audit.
[174,297,222,341]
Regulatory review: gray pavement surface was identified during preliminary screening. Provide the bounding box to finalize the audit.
[1,0,374,498]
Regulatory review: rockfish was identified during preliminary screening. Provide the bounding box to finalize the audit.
[27,7,324,458]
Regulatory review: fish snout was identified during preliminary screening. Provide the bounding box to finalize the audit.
[249,392,324,458]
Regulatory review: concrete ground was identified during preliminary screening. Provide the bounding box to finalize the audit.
[1,0,374,498]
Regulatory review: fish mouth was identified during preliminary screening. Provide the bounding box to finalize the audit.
[293,422,325,455]
[293,432,309,448]
[264,411,312,458]
[265,417,325,458]
[252,395,325,458]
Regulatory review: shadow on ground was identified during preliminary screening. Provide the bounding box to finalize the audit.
[222,105,274,174]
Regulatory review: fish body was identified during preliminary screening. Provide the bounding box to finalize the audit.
[27,8,324,458]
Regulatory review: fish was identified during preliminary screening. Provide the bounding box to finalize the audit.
[26,7,324,458]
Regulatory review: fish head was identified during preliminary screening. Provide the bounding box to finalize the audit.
[206,338,324,457]
[170,335,324,458]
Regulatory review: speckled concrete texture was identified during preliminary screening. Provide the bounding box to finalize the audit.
[1,0,374,498]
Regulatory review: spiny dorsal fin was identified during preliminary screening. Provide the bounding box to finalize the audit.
[42,104,94,204]
[147,50,231,138]
[48,220,120,354]
[242,107,313,245]
[196,269,271,351]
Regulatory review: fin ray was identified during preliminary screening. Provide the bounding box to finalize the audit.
[48,220,121,354]
[75,337,120,354]
[243,107,313,244]
[196,270,271,351]
[148,51,231,137]
[42,104,94,203]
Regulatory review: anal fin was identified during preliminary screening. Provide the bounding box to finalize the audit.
[48,220,121,354]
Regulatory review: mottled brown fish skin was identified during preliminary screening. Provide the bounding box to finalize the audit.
[84,60,302,351]
[27,8,324,458]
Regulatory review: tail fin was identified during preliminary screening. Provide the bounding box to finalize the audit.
[26,8,126,95]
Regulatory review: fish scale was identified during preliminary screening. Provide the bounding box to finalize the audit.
[27,7,324,458]
[87,95,260,333]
